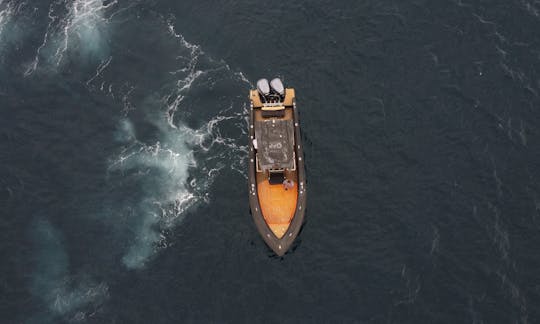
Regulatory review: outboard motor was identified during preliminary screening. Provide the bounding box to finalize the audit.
[257,78,271,98]
[270,78,285,97]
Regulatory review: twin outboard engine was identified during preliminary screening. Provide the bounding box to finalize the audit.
[270,78,284,96]
[257,78,271,97]
[257,77,285,102]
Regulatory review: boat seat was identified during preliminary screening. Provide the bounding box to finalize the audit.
[268,172,285,185]
[262,109,285,118]
[261,105,285,111]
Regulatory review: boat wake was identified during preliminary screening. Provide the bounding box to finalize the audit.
[103,20,249,269]
[108,117,198,269]
[0,0,25,63]
[0,1,15,41]
[8,3,250,320]
[29,218,109,323]
[24,0,123,76]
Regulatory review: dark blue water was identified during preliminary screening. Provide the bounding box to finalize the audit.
[2,0,540,323]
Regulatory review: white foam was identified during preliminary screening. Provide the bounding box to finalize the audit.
[0,1,14,39]
[109,118,198,269]
[86,55,112,85]
[167,20,202,56]
[0,0,24,59]
[29,219,108,319]
[520,0,540,17]
[177,104,249,182]
[236,70,253,87]
[96,18,249,269]
[108,93,247,270]
[25,0,117,75]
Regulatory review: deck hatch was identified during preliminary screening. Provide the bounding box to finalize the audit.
[254,119,295,171]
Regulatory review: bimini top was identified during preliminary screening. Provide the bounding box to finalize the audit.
[255,118,295,171]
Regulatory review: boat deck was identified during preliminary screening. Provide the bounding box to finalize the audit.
[248,86,306,256]
[254,106,298,238]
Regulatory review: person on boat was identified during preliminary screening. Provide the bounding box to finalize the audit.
[283,179,294,190]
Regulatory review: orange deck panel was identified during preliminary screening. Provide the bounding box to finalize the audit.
[257,180,298,238]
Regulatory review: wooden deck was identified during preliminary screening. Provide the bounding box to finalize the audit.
[253,100,299,239]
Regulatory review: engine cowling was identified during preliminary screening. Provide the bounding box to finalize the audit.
[257,78,270,96]
[270,78,285,96]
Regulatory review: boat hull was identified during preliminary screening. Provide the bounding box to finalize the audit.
[248,89,306,256]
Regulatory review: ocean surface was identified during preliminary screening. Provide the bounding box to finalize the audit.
[1,0,540,323]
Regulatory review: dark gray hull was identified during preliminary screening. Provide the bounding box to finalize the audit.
[248,99,307,256]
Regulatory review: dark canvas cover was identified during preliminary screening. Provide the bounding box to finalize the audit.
[255,119,295,170]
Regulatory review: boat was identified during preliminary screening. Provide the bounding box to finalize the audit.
[248,78,307,256]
